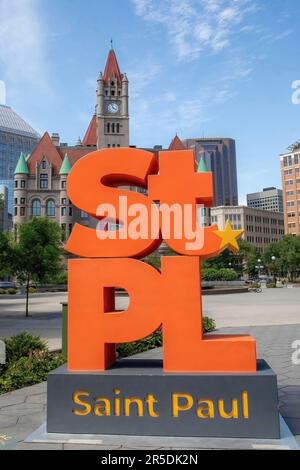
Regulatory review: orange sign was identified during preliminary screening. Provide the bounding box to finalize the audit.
[66,148,256,373]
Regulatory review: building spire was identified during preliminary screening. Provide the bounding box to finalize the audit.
[110,38,113,50]
[103,46,122,84]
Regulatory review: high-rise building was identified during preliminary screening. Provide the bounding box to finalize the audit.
[247,187,283,213]
[0,105,39,215]
[0,185,10,231]
[13,46,130,240]
[280,141,300,235]
[182,137,238,206]
[211,206,285,253]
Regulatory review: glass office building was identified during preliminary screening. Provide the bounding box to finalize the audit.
[0,105,39,215]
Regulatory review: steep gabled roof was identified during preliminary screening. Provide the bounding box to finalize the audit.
[103,48,123,84]
[168,134,186,151]
[27,132,62,175]
[82,115,98,146]
[57,147,95,167]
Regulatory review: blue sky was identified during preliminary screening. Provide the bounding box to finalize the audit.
[0,0,300,203]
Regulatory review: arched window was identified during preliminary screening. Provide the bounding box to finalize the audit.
[32,199,41,217]
[46,200,55,217]
[106,123,110,133]
[111,123,115,133]
[116,123,120,133]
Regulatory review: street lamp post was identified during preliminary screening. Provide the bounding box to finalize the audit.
[271,255,276,285]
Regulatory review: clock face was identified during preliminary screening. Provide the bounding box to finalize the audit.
[108,103,119,114]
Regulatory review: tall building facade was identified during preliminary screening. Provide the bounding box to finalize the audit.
[13,47,129,240]
[182,137,238,206]
[280,141,300,236]
[247,187,283,213]
[211,206,285,253]
[0,105,39,214]
[0,185,10,231]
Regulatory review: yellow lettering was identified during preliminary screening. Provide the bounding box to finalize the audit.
[172,393,193,418]
[124,398,144,417]
[145,394,159,418]
[72,390,91,416]
[196,400,214,419]
[94,398,111,416]
[242,391,249,419]
[114,389,121,416]
[218,398,238,419]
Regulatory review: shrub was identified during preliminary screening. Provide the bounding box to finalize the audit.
[0,351,65,394]
[248,282,261,289]
[203,316,216,332]
[0,288,7,295]
[266,283,276,288]
[202,267,238,281]
[117,317,216,358]
[4,332,47,364]
[7,288,17,295]
[28,287,37,294]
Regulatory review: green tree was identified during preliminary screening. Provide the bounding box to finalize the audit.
[264,236,300,281]
[14,218,63,317]
[202,239,259,278]
[0,231,15,278]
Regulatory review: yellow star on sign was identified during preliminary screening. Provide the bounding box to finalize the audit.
[213,220,244,253]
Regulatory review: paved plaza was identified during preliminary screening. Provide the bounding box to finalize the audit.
[0,288,300,449]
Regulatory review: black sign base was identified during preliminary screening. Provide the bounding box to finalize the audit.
[47,359,280,439]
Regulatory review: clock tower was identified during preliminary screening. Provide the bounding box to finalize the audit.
[96,46,129,149]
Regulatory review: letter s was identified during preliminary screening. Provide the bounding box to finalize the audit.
[65,148,161,258]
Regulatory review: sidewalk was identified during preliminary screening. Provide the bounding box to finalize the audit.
[0,324,299,450]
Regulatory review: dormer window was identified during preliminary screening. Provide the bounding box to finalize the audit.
[41,160,47,169]
[111,81,114,86]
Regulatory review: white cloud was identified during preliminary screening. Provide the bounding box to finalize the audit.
[0,0,47,85]
[132,0,258,61]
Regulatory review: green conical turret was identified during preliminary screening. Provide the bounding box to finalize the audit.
[14,152,29,174]
[197,156,209,173]
[59,154,71,175]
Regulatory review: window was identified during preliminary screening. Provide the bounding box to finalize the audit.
[14,207,17,216]
[21,180,26,188]
[69,207,72,216]
[61,207,66,216]
[15,180,18,188]
[61,180,66,189]
[116,123,120,133]
[21,198,26,204]
[14,198,17,204]
[69,223,73,233]
[46,200,55,217]
[111,90,115,96]
[80,211,88,219]
[40,174,48,189]
[61,198,67,205]
[111,123,115,133]
[106,123,110,133]
[41,160,47,169]
[20,207,25,217]
[32,199,41,216]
